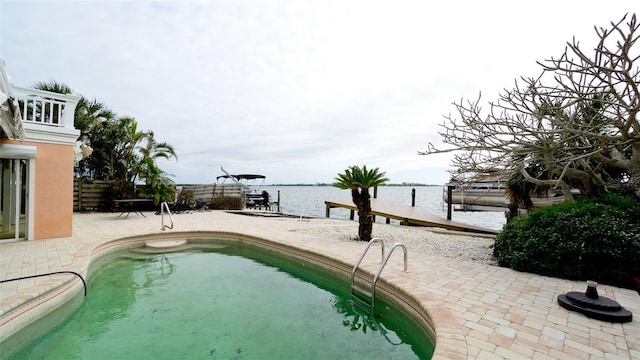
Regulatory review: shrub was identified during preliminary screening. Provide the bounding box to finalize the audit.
[494,193,640,289]
[210,196,244,210]
[171,189,197,211]
[139,182,176,206]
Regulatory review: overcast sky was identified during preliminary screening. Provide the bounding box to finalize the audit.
[1,1,636,185]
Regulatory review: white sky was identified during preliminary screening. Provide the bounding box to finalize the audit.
[1,1,636,185]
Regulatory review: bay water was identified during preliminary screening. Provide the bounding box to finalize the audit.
[264,185,506,232]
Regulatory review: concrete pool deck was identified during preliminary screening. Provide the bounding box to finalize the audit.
[1,211,638,359]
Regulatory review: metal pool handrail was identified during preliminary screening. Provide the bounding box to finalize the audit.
[161,201,174,231]
[371,243,408,310]
[0,271,87,297]
[351,238,385,290]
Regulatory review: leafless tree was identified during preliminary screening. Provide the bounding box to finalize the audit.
[420,14,639,202]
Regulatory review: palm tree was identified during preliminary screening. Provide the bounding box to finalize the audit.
[137,130,177,163]
[117,117,148,184]
[333,165,389,241]
[31,80,180,202]
[33,80,73,95]
[32,81,115,178]
[73,99,115,178]
[74,97,115,139]
[138,159,176,205]
[137,131,178,204]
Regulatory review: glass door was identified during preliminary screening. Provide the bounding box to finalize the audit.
[1,158,28,240]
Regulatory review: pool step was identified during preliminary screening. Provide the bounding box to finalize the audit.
[352,287,373,306]
[352,282,372,299]
[145,239,188,249]
[350,291,373,312]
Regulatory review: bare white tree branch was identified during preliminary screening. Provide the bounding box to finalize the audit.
[420,14,640,200]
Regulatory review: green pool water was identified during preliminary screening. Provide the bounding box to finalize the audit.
[4,243,434,359]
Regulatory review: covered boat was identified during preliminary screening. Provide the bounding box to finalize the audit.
[444,178,570,211]
[216,168,270,209]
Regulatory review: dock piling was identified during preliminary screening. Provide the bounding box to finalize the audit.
[447,185,453,220]
[411,188,416,207]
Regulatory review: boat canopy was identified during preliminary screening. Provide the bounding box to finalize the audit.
[216,174,266,181]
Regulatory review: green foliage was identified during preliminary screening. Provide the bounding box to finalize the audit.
[107,181,136,201]
[139,181,176,206]
[506,164,552,209]
[137,156,176,205]
[333,165,389,190]
[32,81,178,203]
[494,194,640,288]
[210,196,244,210]
[333,165,389,241]
[176,190,196,209]
[32,81,73,95]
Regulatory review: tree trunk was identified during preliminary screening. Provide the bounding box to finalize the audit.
[351,188,373,241]
[629,143,640,198]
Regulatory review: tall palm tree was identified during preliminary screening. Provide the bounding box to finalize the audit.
[137,130,177,163]
[137,130,178,204]
[138,159,176,205]
[74,97,115,139]
[33,80,73,95]
[32,81,115,178]
[117,117,148,184]
[333,165,389,241]
[73,99,115,178]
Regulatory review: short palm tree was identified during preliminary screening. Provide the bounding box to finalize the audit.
[333,165,389,241]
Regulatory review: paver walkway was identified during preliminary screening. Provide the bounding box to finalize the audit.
[1,212,638,359]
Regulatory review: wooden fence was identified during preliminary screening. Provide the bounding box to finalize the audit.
[73,180,244,212]
[179,183,244,203]
[74,179,113,211]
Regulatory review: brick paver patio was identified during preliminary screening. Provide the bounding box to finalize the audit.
[1,212,638,359]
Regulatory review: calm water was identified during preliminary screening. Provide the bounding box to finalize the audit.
[265,185,506,231]
[6,245,433,359]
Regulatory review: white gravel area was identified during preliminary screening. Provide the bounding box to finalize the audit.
[287,218,498,266]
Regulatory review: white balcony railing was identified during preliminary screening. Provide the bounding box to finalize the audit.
[11,86,80,132]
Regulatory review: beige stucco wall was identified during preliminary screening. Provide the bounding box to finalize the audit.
[33,142,74,239]
[3,139,74,239]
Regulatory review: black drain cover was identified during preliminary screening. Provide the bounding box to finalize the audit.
[558,282,632,323]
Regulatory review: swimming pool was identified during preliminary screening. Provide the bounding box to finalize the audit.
[2,240,434,359]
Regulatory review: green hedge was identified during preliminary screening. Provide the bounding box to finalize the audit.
[494,194,640,289]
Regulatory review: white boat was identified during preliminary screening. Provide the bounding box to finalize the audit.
[443,179,570,211]
[216,167,270,209]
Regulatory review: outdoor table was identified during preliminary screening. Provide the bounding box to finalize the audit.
[113,199,154,218]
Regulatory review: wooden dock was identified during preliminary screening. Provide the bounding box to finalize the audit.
[325,198,499,235]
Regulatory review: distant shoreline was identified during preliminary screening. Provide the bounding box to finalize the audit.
[268,183,442,187]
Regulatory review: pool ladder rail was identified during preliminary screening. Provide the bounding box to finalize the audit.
[350,238,408,313]
[161,201,174,231]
